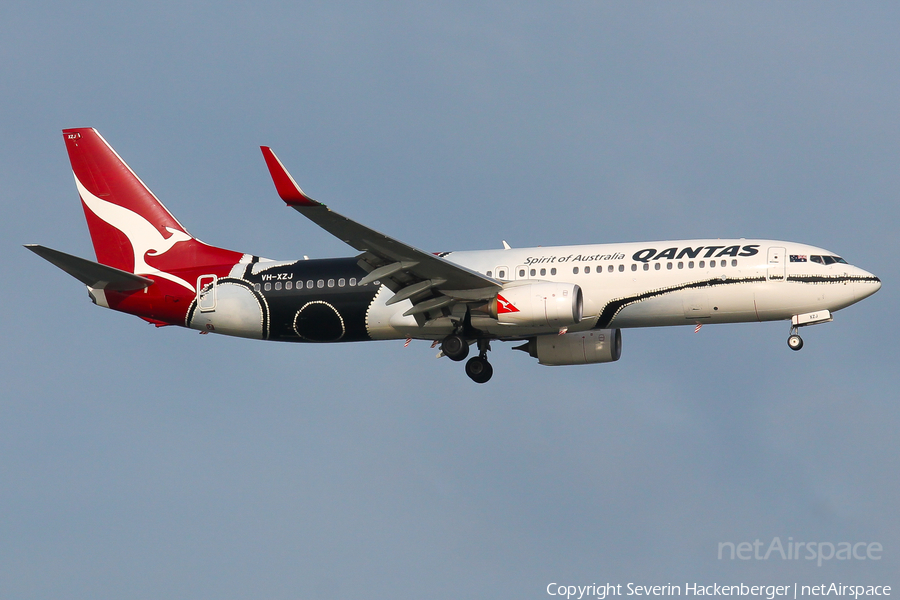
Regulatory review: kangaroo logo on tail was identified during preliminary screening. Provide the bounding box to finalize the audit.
[75,176,194,291]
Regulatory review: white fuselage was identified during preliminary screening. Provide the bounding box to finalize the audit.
[367,239,880,340]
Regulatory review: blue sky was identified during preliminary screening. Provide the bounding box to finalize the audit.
[2,3,897,598]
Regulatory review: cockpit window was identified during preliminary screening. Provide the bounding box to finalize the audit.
[809,254,848,265]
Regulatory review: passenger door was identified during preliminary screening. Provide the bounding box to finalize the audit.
[767,247,785,281]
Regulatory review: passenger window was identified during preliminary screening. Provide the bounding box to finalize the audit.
[317,280,324,288]
[551,268,557,276]
[328,279,335,287]
[709,260,715,268]
[253,283,261,292]
[667,262,673,270]
[519,269,526,278]
[486,271,492,277]
[573,267,579,274]
[307,280,314,288]
[498,270,506,279]
[349,278,357,286]
[631,264,637,271]
[275,282,282,290]
[688,261,694,268]
[338,278,345,287]
[699,261,705,268]
[608,265,614,273]
[585,266,590,274]
[643,263,649,271]
[654,263,660,270]
[731,259,737,267]
[540,268,546,276]
[285,281,292,290]
[530,268,536,276]
[264,282,272,291]
[618,265,624,272]
[678,262,684,269]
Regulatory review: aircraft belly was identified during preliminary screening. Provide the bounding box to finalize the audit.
[707,284,758,322]
[600,278,763,328]
[754,282,824,321]
[609,294,690,328]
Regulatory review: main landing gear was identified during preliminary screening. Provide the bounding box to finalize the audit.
[440,334,469,362]
[465,355,492,384]
[442,335,493,383]
[465,339,493,383]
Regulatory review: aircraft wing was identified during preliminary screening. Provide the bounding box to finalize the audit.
[261,147,501,317]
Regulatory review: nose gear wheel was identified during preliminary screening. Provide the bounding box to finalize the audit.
[787,325,803,351]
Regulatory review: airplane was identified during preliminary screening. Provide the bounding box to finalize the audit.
[27,128,881,383]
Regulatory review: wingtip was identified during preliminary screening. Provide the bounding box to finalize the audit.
[260,146,322,207]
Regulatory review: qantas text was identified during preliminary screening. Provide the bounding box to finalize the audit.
[632,245,760,262]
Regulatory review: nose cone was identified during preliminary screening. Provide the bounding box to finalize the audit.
[855,270,881,301]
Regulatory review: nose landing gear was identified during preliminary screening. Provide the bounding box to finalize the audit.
[786,310,833,351]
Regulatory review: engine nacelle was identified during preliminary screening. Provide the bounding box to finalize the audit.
[516,329,622,366]
[489,282,583,328]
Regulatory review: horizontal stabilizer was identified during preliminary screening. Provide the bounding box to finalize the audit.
[24,244,154,290]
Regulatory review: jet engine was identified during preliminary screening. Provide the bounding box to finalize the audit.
[514,329,622,366]
[487,282,583,328]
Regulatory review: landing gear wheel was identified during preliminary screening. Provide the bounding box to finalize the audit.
[441,334,469,362]
[465,356,493,383]
[787,334,803,351]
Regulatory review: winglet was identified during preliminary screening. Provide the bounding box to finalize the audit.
[260,146,322,207]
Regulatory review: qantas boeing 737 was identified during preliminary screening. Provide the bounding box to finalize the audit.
[27,128,881,383]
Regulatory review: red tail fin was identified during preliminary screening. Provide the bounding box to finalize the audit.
[63,128,241,289]
[64,128,193,271]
